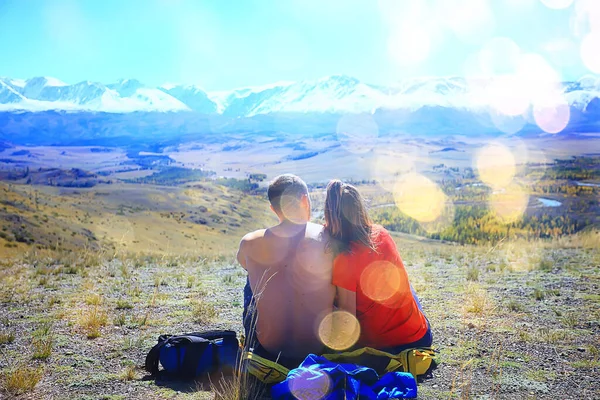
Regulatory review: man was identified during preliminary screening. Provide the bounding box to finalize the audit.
[237,174,335,368]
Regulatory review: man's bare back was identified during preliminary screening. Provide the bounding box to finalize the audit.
[237,222,335,359]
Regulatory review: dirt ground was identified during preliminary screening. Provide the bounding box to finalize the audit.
[0,233,599,399]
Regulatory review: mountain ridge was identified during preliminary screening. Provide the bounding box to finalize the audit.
[1,74,599,118]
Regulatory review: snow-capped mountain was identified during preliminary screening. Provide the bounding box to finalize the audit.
[159,84,217,114]
[0,77,190,112]
[0,74,599,118]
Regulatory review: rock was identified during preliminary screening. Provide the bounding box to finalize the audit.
[467,322,475,329]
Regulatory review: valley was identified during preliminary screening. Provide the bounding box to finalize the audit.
[1,76,599,400]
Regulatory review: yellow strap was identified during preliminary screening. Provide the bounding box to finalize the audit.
[244,351,290,384]
[322,347,437,375]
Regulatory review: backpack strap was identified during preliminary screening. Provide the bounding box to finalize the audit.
[144,334,172,376]
[178,335,211,380]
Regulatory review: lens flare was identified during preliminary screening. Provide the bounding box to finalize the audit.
[516,53,563,106]
[276,183,311,226]
[540,0,573,10]
[487,75,530,116]
[388,25,431,66]
[581,33,600,73]
[336,114,379,154]
[393,173,447,223]
[572,0,596,36]
[288,367,332,400]
[475,142,516,189]
[479,37,522,76]
[533,95,571,134]
[420,202,456,234]
[318,311,361,351]
[370,149,417,192]
[359,261,403,305]
[438,0,495,43]
[489,184,529,224]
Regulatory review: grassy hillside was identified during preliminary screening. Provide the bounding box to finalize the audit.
[0,181,277,260]
[1,177,599,399]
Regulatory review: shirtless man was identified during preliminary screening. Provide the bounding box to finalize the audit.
[237,174,335,367]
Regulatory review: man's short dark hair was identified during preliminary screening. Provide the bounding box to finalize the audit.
[268,174,309,214]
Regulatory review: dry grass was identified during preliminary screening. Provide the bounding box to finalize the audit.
[32,325,54,360]
[121,365,136,381]
[464,285,493,315]
[85,293,103,306]
[1,366,43,396]
[0,331,15,345]
[193,298,218,323]
[466,265,480,282]
[116,299,133,310]
[79,305,109,339]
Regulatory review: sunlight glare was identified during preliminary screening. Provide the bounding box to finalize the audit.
[388,25,431,66]
[288,367,332,399]
[533,94,571,134]
[475,142,516,189]
[516,54,562,104]
[580,33,600,73]
[540,0,573,10]
[487,75,530,116]
[489,184,529,224]
[359,261,403,305]
[438,0,495,43]
[370,149,417,192]
[278,192,308,226]
[393,173,447,223]
[479,37,522,76]
[420,202,456,234]
[318,311,361,351]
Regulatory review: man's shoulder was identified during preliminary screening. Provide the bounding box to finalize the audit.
[240,229,268,243]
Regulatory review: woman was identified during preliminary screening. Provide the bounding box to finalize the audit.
[324,179,432,356]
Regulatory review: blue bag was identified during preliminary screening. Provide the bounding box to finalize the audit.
[145,330,239,380]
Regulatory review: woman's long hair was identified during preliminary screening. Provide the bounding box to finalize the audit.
[324,179,377,255]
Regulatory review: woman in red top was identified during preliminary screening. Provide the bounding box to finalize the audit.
[324,180,432,354]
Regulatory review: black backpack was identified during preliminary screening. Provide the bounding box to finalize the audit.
[144,330,240,380]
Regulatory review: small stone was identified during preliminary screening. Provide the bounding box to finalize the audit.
[467,322,475,329]
[433,384,439,388]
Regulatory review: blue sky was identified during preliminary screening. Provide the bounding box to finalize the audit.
[0,0,594,90]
